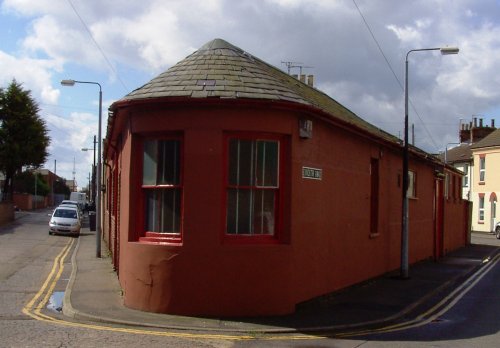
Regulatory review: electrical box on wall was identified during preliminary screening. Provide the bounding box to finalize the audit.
[299,119,313,139]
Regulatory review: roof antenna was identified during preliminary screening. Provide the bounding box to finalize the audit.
[281,61,314,75]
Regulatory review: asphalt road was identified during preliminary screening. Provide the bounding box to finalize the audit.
[0,210,231,348]
[1,211,499,347]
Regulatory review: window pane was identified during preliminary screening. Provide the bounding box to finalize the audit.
[158,140,180,185]
[256,141,279,187]
[143,140,157,185]
[146,190,158,231]
[228,139,254,186]
[253,190,275,235]
[226,188,253,234]
[145,189,181,233]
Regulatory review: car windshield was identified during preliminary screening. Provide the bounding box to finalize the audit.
[54,209,78,219]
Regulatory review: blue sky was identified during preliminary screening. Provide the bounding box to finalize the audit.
[1,0,500,190]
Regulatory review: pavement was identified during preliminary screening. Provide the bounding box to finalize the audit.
[62,225,500,334]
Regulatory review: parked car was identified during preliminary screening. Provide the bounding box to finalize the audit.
[60,200,83,216]
[496,222,500,239]
[49,206,81,236]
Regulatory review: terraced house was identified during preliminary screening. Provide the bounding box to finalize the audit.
[470,128,500,233]
[102,39,469,316]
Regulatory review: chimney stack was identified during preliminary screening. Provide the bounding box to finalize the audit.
[299,74,306,83]
[307,75,314,87]
[480,118,483,127]
[492,119,496,128]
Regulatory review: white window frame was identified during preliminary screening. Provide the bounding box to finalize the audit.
[407,170,416,199]
[479,195,485,222]
[462,164,469,187]
[479,156,486,182]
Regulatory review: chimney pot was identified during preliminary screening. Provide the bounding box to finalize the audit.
[474,118,478,127]
[299,74,306,83]
[480,118,483,127]
[492,119,495,128]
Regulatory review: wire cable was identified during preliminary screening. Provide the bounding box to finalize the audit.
[352,0,439,150]
[66,0,129,93]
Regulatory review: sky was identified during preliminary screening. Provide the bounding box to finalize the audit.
[1,0,499,191]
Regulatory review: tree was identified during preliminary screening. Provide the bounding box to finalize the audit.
[0,80,50,201]
[13,171,50,196]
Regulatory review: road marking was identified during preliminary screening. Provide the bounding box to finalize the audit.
[26,239,497,341]
[22,238,321,341]
[337,252,500,337]
[22,239,74,316]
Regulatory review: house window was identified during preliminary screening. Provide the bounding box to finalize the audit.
[479,194,485,222]
[479,156,486,182]
[142,138,182,238]
[462,164,469,187]
[444,173,449,199]
[370,158,379,236]
[407,170,416,198]
[225,134,283,241]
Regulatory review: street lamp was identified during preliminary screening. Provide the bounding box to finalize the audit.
[81,135,97,205]
[61,79,102,258]
[402,46,459,279]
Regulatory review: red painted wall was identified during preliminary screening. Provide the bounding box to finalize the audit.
[104,101,468,316]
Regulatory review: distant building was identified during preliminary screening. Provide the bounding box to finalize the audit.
[65,180,77,192]
[470,128,500,233]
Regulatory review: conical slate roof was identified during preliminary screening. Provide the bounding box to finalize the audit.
[117,38,397,144]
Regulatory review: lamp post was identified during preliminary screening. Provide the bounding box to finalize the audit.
[82,135,97,205]
[61,79,102,258]
[402,46,459,279]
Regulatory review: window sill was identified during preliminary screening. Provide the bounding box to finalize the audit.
[479,182,485,185]
[223,234,282,245]
[369,232,380,239]
[139,232,182,245]
[478,221,484,225]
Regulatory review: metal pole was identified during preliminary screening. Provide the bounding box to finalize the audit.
[93,135,96,205]
[401,54,410,279]
[61,79,103,258]
[401,46,458,278]
[96,89,102,258]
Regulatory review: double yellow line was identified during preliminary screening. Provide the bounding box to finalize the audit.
[30,237,494,341]
[23,238,74,320]
[336,252,500,338]
[22,238,320,341]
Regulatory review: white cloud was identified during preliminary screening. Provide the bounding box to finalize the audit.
[0,51,61,104]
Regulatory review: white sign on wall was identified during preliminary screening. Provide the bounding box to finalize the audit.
[302,166,322,180]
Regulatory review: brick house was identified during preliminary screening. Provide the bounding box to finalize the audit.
[102,39,469,316]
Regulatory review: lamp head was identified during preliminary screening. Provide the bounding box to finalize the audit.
[440,47,459,55]
[60,79,76,87]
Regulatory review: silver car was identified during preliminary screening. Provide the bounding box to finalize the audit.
[496,222,500,239]
[49,207,81,236]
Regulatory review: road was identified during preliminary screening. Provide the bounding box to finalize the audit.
[0,210,230,348]
[1,211,499,347]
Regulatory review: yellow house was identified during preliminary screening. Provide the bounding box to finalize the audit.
[471,128,500,232]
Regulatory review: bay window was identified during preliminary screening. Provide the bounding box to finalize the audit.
[225,134,284,242]
[141,138,183,241]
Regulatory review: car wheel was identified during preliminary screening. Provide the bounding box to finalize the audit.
[496,226,500,239]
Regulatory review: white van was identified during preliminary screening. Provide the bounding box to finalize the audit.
[69,192,87,210]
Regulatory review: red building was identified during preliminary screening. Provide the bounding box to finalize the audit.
[103,39,469,316]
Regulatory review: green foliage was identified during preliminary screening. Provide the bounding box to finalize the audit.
[13,171,50,196]
[0,79,50,201]
[53,179,71,197]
